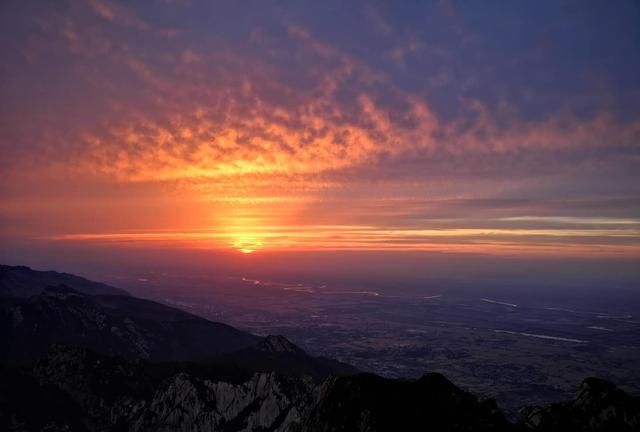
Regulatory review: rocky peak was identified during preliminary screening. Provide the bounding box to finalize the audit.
[132,370,314,432]
[519,377,640,431]
[574,377,626,408]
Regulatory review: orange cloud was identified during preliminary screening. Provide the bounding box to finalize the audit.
[2,2,639,259]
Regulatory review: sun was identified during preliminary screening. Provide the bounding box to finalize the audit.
[232,235,263,254]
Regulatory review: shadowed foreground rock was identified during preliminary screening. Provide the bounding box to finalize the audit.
[1,347,316,432]
[519,377,640,432]
[2,347,640,432]
[302,372,513,432]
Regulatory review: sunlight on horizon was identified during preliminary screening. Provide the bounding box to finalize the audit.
[232,235,263,254]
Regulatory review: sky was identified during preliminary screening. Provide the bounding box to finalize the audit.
[1,0,639,269]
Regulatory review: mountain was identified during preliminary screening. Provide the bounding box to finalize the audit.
[0,265,128,297]
[520,377,640,432]
[302,372,514,432]
[0,284,261,365]
[1,264,639,431]
[300,372,640,432]
[3,347,639,432]
[1,346,316,432]
[0,265,356,378]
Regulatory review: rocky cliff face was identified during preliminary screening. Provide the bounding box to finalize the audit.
[132,371,314,432]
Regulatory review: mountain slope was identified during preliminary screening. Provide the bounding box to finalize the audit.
[0,264,357,378]
[0,265,128,297]
[0,284,261,365]
[219,335,358,382]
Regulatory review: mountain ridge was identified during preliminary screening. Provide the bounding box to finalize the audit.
[0,264,356,381]
[0,284,261,365]
[0,265,129,297]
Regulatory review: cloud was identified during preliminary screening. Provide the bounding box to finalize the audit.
[5,8,637,186]
[1,0,639,256]
[87,0,114,21]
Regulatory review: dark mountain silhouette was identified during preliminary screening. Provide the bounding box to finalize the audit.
[5,347,638,432]
[0,265,128,297]
[302,372,513,432]
[0,265,356,379]
[0,367,88,432]
[519,377,640,432]
[1,346,316,432]
[301,373,640,432]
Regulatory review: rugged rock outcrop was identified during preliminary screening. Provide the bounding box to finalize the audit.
[132,371,314,432]
[519,377,640,432]
[2,346,316,432]
[3,347,640,432]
